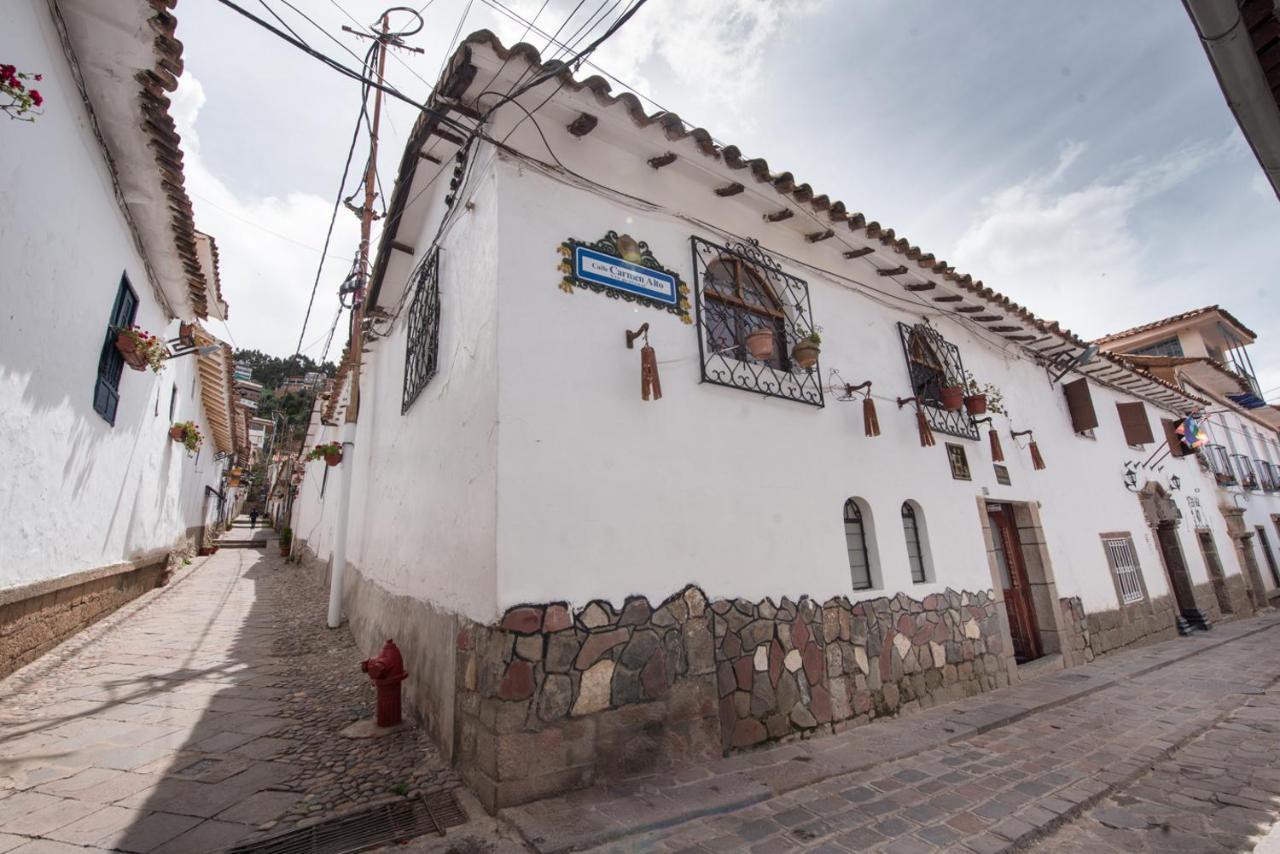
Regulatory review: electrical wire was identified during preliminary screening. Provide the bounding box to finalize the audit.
[293,43,374,358]
[435,0,476,84]
[323,0,437,92]
[212,0,471,134]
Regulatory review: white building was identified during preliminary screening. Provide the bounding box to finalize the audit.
[1097,306,1280,605]
[0,0,245,676]
[291,31,1265,809]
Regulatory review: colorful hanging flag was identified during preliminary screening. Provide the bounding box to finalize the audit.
[1176,415,1208,450]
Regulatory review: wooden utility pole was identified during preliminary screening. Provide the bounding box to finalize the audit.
[345,13,390,424]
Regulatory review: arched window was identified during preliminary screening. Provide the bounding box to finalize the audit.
[844,499,872,590]
[902,502,928,583]
[703,258,787,369]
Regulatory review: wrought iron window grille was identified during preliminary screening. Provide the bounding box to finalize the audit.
[897,322,978,440]
[690,236,823,407]
[401,248,441,415]
[1232,454,1259,490]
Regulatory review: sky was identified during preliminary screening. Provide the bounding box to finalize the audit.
[174,0,1279,398]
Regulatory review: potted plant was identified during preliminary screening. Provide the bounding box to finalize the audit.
[961,372,1006,417]
[939,378,964,412]
[308,442,343,467]
[168,420,202,453]
[279,527,292,557]
[744,328,775,361]
[790,327,822,370]
[116,325,168,373]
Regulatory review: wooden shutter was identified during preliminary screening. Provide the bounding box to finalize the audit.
[1162,418,1191,457]
[93,275,139,425]
[1116,402,1155,446]
[1062,378,1098,432]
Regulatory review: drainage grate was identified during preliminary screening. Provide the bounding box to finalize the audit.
[222,791,467,854]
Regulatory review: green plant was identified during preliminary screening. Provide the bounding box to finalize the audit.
[795,324,822,345]
[962,371,1005,415]
[1,64,44,122]
[170,420,203,453]
[388,782,409,796]
[280,527,292,546]
[307,442,342,461]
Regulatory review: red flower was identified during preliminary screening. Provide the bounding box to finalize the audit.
[33,74,42,81]
[29,90,41,107]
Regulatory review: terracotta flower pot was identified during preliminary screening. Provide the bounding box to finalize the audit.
[116,332,148,371]
[744,329,775,361]
[791,340,821,370]
[963,394,988,416]
[324,451,342,467]
[939,385,964,412]
[169,425,186,442]
[279,543,291,557]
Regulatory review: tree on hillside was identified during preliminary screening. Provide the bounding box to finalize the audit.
[233,350,335,391]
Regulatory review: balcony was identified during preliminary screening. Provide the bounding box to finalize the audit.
[1232,454,1260,491]
[1206,444,1236,486]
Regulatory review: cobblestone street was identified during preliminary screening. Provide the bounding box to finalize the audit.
[0,523,457,853]
[496,614,1280,853]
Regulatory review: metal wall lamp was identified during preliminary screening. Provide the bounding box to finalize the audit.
[1048,343,1099,384]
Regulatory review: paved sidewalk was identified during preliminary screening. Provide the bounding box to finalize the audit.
[0,521,457,853]
[498,614,1280,853]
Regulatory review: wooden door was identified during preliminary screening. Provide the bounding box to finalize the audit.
[1197,531,1233,614]
[988,504,1042,663]
[1155,523,1197,613]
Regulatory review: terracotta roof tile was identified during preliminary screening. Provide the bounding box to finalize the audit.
[1094,305,1257,345]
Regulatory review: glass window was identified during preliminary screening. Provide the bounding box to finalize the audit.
[902,502,927,583]
[94,274,139,426]
[844,499,872,590]
[1130,336,1184,358]
[703,258,788,370]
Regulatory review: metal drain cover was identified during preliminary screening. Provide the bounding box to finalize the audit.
[222,791,467,854]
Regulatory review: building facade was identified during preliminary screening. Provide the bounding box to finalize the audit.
[291,32,1267,810]
[0,0,246,676]
[1097,307,1280,608]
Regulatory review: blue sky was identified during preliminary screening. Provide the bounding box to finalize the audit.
[174,0,1277,397]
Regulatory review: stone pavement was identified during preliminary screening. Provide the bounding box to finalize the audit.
[0,518,457,854]
[497,613,1280,853]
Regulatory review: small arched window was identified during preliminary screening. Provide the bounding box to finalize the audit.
[844,499,872,590]
[703,258,787,369]
[902,502,928,583]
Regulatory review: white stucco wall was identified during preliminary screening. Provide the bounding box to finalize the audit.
[488,155,1239,615]
[1203,408,1280,591]
[291,165,503,623]
[0,1,227,589]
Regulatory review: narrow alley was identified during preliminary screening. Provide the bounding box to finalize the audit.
[0,522,458,853]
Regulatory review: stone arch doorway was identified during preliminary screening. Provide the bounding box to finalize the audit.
[1137,483,1208,632]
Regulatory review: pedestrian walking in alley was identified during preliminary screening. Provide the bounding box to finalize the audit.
[250,508,259,529]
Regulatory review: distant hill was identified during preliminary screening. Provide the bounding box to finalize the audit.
[234,350,336,449]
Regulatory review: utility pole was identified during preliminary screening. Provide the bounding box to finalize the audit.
[327,10,422,630]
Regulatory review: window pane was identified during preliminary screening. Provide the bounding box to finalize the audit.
[902,504,926,583]
[844,500,870,589]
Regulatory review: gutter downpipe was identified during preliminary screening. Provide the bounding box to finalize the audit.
[1183,0,1280,199]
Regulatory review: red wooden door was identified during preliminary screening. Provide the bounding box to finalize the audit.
[988,504,1042,663]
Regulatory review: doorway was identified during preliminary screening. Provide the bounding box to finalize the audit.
[987,503,1042,663]
[1256,526,1280,589]
[1196,531,1233,615]
[1154,522,1199,615]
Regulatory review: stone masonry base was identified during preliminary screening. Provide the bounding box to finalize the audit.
[455,586,1011,810]
[0,558,168,679]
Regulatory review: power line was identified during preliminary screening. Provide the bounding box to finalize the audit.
[190,193,350,260]
[294,46,372,358]
[435,0,476,84]
[212,0,470,135]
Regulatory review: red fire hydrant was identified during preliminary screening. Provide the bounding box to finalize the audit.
[361,639,408,727]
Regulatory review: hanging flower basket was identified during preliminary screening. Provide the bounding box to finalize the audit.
[939,385,964,411]
[115,325,168,373]
[744,328,774,361]
[963,394,988,416]
[168,420,203,453]
[308,442,343,467]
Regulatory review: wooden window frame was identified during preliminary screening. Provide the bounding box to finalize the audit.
[844,499,873,591]
[1116,401,1156,448]
[902,502,929,584]
[93,273,139,426]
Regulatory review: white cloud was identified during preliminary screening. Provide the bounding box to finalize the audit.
[948,140,1226,337]
[173,74,359,361]
[489,0,825,125]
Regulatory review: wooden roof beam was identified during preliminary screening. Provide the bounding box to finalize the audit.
[648,152,677,169]
[843,247,874,259]
[877,265,908,276]
[715,182,745,197]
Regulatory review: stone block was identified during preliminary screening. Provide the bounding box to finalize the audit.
[537,674,572,722]
[542,604,572,633]
[497,660,536,701]
[500,606,544,635]
[575,627,629,670]
[618,597,652,626]
[683,618,715,674]
[545,634,578,673]
[619,629,660,670]
[572,660,614,716]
